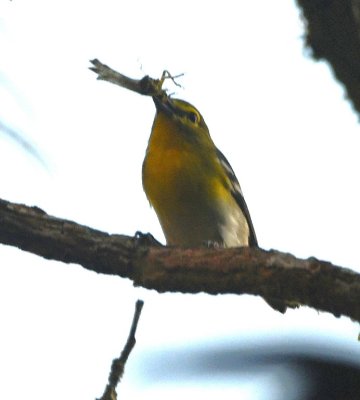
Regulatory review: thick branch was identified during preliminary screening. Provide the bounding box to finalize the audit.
[0,198,360,322]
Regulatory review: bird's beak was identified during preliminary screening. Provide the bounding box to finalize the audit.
[153,95,175,116]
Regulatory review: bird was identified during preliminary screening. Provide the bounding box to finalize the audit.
[142,95,257,249]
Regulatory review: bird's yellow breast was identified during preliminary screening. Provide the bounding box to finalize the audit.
[142,111,234,246]
[143,112,211,214]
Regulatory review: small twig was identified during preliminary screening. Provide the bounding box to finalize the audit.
[90,59,166,98]
[161,70,184,88]
[98,300,144,400]
[89,59,184,101]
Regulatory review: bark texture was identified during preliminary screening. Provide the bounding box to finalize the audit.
[1,198,360,322]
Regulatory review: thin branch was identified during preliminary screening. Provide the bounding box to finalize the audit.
[98,300,144,400]
[0,197,360,322]
[89,59,166,98]
[89,59,182,103]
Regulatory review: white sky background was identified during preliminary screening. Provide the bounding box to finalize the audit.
[1,1,360,399]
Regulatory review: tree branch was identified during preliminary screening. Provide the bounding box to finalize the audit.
[296,0,360,116]
[98,299,144,400]
[0,197,360,322]
[90,59,164,97]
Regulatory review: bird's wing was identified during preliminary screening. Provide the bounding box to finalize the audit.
[216,148,258,247]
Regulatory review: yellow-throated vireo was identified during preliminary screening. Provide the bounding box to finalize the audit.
[142,96,257,248]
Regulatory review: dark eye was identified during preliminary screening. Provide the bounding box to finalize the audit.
[188,112,199,124]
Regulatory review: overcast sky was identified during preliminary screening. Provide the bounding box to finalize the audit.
[1,1,360,399]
